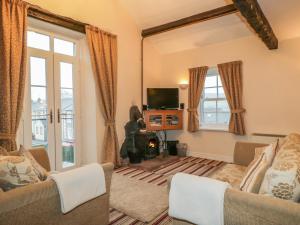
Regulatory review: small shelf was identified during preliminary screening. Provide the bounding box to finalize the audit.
[144,110,183,131]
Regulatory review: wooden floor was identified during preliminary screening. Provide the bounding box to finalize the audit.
[109,156,226,225]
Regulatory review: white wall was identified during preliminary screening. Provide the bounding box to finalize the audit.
[26,0,142,164]
[145,36,300,161]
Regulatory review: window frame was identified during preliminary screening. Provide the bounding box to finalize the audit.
[199,67,230,131]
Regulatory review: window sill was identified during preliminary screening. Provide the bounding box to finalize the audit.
[199,125,228,132]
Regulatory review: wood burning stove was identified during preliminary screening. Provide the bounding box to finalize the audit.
[135,132,159,160]
[120,105,160,164]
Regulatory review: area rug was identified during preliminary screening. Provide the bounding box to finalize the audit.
[110,156,226,224]
[109,208,171,225]
[129,155,180,171]
[110,173,168,222]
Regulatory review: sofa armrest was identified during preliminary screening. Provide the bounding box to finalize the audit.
[102,163,114,192]
[0,162,114,215]
[233,142,267,166]
[224,189,300,225]
[171,189,300,225]
[167,175,172,193]
[29,148,51,171]
[0,179,58,215]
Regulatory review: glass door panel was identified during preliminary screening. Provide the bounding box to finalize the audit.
[60,62,75,168]
[27,51,55,170]
[30,57,49,148]
[54,56,77,170]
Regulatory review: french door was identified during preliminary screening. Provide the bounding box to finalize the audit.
[24,29,80,171]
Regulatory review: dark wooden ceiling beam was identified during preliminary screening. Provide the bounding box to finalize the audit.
[142,4,238,37]
[28,6,87,34]
[232,0,278,49]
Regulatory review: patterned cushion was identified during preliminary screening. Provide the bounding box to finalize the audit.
[240,153,268,193]
[209,164,247,189]
[239,141,278,193]
[259,133,300,202]
[0,156,40,191]
[19,145,48,181]
[278,133,300,151]
[254,140,278,165]
[0,147,8,156]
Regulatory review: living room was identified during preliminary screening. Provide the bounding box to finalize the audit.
[1,0,300,225]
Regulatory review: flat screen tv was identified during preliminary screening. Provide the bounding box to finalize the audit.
[147,88,179,109]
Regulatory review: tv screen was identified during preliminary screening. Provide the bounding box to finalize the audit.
[147,88,179,109]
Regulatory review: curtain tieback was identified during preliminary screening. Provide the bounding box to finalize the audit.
[187,108,198,112]
[231,108,246,114]
[0,133,16,140]
[105,120,115,126]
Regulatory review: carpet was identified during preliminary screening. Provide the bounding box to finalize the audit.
[129,156,179,171]
[110,173,169,222]
[109,156,226,224]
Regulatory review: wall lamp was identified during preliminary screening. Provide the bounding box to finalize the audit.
[179,80,189,90]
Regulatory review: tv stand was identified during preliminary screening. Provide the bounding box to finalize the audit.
[144,110,183,131]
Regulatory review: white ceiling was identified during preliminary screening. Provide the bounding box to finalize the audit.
[118,0,300,54]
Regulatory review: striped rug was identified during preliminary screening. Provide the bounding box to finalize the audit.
[109,156,226,225]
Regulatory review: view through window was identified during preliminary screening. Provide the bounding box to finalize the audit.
[200,67,230,129]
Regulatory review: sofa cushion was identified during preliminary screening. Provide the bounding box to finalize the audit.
[254,140,278,166]
[239,153,268,193]
[209,164,247,189]
[239,141,278,193]
[0,156,40,191]
[278,133,300,150]
[19,146,48,181]
[259,133,300,202]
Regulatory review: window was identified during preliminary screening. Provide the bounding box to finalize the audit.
[200,67,230,130]
[54,38,75,56]
[27,31,50,51]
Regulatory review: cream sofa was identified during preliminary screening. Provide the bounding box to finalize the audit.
[170,142,300,225]
[0,148,114,225]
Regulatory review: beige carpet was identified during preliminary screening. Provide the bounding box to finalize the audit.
[110,173,169,223]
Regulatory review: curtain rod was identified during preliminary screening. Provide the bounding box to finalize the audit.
[27,4,117,37]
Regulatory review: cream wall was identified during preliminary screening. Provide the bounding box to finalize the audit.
[143,39,163,104]
[145,36,300,161]
[26,0,142,164]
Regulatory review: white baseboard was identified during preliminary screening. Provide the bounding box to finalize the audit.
[188,151,233,163]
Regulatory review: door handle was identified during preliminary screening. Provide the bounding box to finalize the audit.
[57,108,61,123]
[49,109,53,124]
